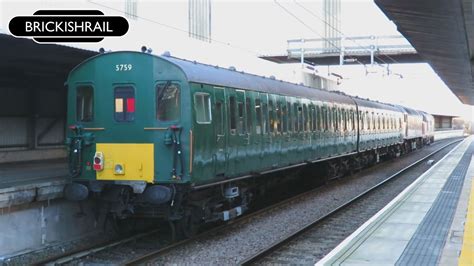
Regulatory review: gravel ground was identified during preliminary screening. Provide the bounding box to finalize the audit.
[258,141,461,264]
[144,138,462,265]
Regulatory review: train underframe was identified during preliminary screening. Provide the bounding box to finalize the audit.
[82,137,431,236]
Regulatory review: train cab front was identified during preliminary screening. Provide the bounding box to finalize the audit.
[63,51,187,220]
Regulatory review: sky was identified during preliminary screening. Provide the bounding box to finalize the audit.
[1,0,472,120]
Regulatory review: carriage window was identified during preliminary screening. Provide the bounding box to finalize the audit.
[268,100,274,133]
[287,102,293,132]
[303,105,308,132]
[215,101,224,135]
[255,99,262,134]
[229,96,237,133]
[263,102,268,134]
[323,107,329,131]
[293,104,298,131]
[156,83,180,121]
[315,106,321,131]
[76,85,93,122]
[282,104,287,133]
[114,86,135,122]
[298,106,303,132]
[238,101,245,134]
[194,93,211,123]
[246,98,252,134]
[276,102,282,133]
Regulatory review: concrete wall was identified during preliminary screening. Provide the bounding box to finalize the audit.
[434,129,465,141]
[0,199,100,257]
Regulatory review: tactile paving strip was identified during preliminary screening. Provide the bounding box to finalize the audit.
[396,142,474,266]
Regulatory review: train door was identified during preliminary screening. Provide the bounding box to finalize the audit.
[226,89,248,177]
[245,92,259,172]
[260,93,272,169]
[213,87,227,177]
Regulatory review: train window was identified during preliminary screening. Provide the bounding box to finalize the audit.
[314,106,319,131]
[255,99,262,134]
[298,106,303,132]
[114,86,135,122]
[238,101,245,134]
[156,83,180,121]
[194,93,211,124]
[366,112,370,130]
[318,106,323,131]
[263,102,269,134]
[286,102,293,132]
[333,108,338,131]
[323,107,329,131]
[342,110,347,132]
[215,101,224,135]
[303,105,308,132]
[276,102,282,133]
[229,96,236,133]
[293,103,298,132]
[76,85,93,122]
[372,112,376,130]
[268,100,274,133]
[282,103,287,133]
[246,98,252,134]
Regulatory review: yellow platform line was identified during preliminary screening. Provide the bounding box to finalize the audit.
[459,177,474,265]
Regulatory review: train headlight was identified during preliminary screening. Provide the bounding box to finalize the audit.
[114,163,125,175]
[93,152,104,171]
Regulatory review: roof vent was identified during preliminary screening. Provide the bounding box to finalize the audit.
[193,60,197,64]
[162,51,171,57]
[141,46,153,53]
[299,82,304,86]
[269,75,276,80]
[215,65,219,69]
[99,47,105,53]
[229,66,236,71]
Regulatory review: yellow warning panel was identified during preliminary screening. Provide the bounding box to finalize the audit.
[459,179,474,265]
[96,143,154,183]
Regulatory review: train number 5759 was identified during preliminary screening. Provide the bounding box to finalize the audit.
[115,64,133,71]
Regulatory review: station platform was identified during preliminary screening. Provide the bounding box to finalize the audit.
[0,159,68,208]
[318,136,474,266]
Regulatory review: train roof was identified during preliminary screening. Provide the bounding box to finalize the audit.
[394,105,423,117]
[161,55,356,105]
[350,97,402,113]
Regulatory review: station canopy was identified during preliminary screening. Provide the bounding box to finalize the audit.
[375,0,474,105]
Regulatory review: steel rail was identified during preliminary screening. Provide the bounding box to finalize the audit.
[38,229,162,266]
[237,138,463,265]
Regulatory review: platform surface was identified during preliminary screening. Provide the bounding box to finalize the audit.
[319,136,474,265]
[0,160,68,208]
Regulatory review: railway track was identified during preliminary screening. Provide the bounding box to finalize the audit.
[37,138,462,265]
[127,139,463,265]
[239,138,464,265]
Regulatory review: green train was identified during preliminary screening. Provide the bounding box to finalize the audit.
[64,50,434,233]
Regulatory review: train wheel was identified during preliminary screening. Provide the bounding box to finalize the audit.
[177,208,202,238]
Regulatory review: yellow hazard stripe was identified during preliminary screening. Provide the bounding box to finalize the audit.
[459,178,474,265]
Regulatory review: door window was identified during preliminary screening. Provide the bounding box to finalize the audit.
[156,83,180,121]
[194,93,212,123]
[76,85,93,122]
[114,86,135,122]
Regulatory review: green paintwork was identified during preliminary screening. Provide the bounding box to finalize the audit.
[66,51,403,187]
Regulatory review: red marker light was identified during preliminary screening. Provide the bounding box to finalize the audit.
[93,152,104,171]
[127,98,135,113]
